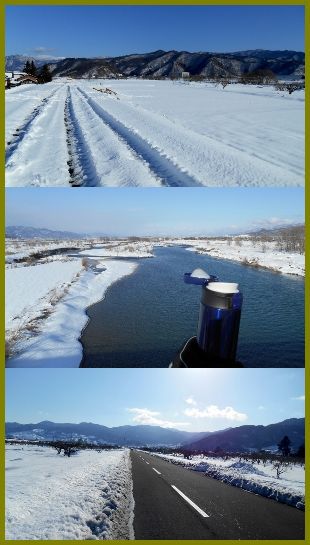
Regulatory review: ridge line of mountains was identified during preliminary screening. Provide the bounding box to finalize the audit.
[6,417,305,451]
[6,49,305,80]
[6,224,305,241]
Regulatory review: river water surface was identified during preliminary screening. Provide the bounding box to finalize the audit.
[80,246,304,368]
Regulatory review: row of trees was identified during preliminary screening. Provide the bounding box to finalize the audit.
[252,226,305,255]
[223,226,304,255]
[186,69,304,94]
[5,438,120,455]
[23,60,52,84]
[143,435,304,461]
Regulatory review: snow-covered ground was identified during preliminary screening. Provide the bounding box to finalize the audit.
[6,259,137,368]
[6,259,83,340]
[5,79,304,186]
[178,238,305,276]
[150,452,305,510]
[6,444,134,540]
[6,82,70,185]
[79,241,154,258]
[5,237,91,264]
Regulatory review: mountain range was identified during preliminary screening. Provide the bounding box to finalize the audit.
[6,418,304,451]
[6,49,305,80]
[5,54,63,72]
[6,225,87,240]
[5,421,208,447]
[185,418,304,452]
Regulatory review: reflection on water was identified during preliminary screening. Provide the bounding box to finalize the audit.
[80,246,304,368]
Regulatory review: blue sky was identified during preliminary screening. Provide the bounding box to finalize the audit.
[6,369,304,432]
[6,5,304,58]
[6,188,304,237]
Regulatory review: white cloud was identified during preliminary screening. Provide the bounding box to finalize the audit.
[127,408,189,429]
[33,46,56,53]
[251,217,304,230]
[184,404,247,422]
[185,397,197,406]
[291,395,305,401]
[258,405,265,411]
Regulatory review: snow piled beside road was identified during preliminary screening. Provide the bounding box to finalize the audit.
[7,260,137,368]
[151,453,305,510]
[6,445,134,540]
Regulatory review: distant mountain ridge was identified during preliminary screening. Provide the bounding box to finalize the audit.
[5,54,62,72]
[5,421,208,447]
[6,49,304,80]
[5,418,304,451]
[185,418,305,452]
[6,225,86,240]
[248,223,304,237]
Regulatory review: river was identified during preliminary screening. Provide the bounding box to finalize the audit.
[80,246,304,368]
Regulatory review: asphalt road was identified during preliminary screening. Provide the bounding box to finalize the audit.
[131,450,305,540]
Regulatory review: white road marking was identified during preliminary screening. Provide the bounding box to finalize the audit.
[145,461,150,465]
[152,468,161,475]
[171,485,210,518]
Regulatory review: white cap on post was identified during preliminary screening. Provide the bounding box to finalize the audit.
[207,282,239,294]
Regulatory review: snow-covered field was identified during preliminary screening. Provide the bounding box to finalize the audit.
[150,452,305,510]
[6,445,134,540]
[5,79,304,186]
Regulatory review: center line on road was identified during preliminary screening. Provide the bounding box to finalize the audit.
[152,468,161,475]
[171,485,210,518]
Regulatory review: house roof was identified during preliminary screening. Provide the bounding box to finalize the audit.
[17,75,38,82]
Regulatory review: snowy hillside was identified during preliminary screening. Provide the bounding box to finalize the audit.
[5,79,304,186]
[6,49,304,79]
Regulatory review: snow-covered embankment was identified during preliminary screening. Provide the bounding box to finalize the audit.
[6,445,134,540]
[6,258,137,367]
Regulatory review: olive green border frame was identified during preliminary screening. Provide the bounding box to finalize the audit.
[1,1,308,544]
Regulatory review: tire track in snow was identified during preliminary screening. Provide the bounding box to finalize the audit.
[5,88,59,164]
[64,86,100,186]
[77,87,200,187]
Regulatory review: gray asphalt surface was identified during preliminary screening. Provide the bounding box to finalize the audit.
[131,450,305,540]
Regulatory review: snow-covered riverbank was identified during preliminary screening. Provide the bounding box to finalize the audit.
[6,259,137,368]
[5,237,91,264]
[6,445,134,540]
[177,239,305,276]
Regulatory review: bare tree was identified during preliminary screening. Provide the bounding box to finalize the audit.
[273,460,289,479]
